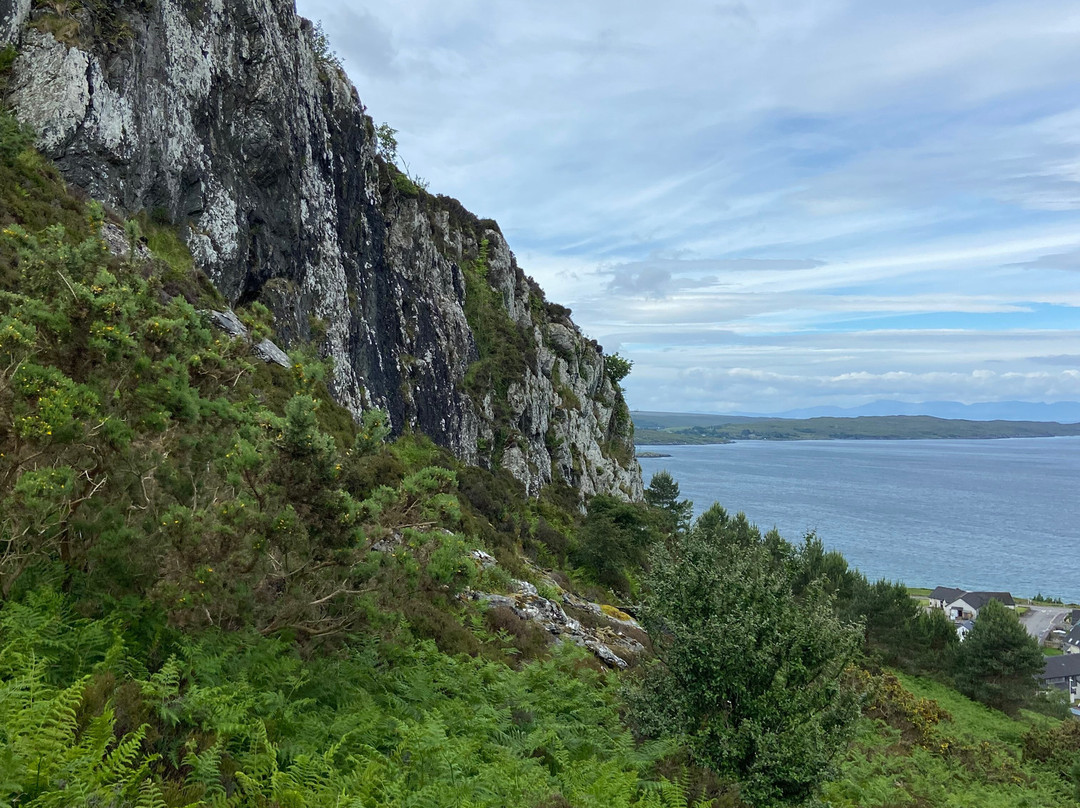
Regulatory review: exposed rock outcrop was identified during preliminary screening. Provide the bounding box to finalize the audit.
[0,0,641,500]
[464,579,647,669]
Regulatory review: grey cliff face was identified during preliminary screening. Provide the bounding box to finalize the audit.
[1,0,642,501]
[0,0,29,46]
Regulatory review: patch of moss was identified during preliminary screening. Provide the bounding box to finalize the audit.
[462,239,537,431]
[600,603,633,622]
[28,0,143,54]
[30,13,82,47]
[391,170,420,199]
[138,217,193,276]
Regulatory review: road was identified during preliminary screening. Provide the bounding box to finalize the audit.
[1019,605,1067,644]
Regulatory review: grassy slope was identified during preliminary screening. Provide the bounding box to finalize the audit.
[824,672,1077,808]
[633,428,721,446]
[0,96,709,806]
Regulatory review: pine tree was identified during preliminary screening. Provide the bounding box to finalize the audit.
[643,471,692,535]
[953,598,1044,714]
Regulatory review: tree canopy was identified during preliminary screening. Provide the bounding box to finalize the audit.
[631,504,863,807]
[953,598,1044,714]
[571,494,656,596]
[643,470,693,536]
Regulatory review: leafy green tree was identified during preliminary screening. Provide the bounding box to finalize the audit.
[953,598,1043,714]
[792,532,857,601]
[571,495,655,596]
[311,21,343,70]
[631,505,862,807]
[643,470,692,536]
[374,122,399,164]
[793,535,959,676]
[605,352,633,385]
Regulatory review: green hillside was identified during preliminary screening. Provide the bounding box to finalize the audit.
[826,671,1080,808]
[1,76,1077,808]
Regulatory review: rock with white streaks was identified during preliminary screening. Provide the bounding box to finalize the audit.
[2,0,641,502]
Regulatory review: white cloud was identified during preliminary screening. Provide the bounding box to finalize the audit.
[296,0,1080,412]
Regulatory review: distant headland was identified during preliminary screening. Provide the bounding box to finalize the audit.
[633,411,1080,445]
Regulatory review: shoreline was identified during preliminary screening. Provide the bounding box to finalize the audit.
[635,433,1080,448]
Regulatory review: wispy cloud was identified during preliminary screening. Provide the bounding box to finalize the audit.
[1007,249,1080,271]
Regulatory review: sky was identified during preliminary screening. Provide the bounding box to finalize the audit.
[295,0,1080,415]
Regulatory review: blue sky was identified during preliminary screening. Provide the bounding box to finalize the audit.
[295,0,1080,414]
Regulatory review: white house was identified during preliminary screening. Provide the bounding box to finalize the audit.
[955,619,975,642]
[944,591,1015,621]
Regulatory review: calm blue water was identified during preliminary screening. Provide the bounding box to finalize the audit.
[638,437,1080,602]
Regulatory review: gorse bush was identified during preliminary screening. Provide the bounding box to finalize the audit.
[0,176,549,643]
[825,671,1078,808]
[571,494,656,597]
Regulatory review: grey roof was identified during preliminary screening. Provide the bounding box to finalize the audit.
[956,591,1015,610]
[1064,624,1080,647]
[1042,654,1080,680]
[930,586,965,602]
[959,620,975,630]
[1069,609,1080,625]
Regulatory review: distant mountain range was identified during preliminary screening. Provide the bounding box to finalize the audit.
[737,400,1080,423]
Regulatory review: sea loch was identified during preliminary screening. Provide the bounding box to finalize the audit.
[638,436,1080,603]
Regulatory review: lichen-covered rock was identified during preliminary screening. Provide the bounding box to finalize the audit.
[253,339,291,368]
[0,0,30,47]
[463,556,647,669]
[99,222,151,261]
[207,310,247,339]
[465,589,633,669]
[2,0,641,501]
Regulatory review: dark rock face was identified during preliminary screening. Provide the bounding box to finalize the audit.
[1,0,641,500]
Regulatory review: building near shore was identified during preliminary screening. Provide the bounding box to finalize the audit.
[1062,624,1080,655]
[1040,655,1080,704]
[930,586,965,610]
[929,588,1015,621]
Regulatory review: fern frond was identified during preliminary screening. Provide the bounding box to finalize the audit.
[183,739,225,797]
[134,781,168,808]
[99,723,149,781]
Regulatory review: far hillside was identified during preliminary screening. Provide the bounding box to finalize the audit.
[633,411,1080,444]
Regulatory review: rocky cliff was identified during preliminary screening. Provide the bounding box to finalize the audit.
[0,0,641,500]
